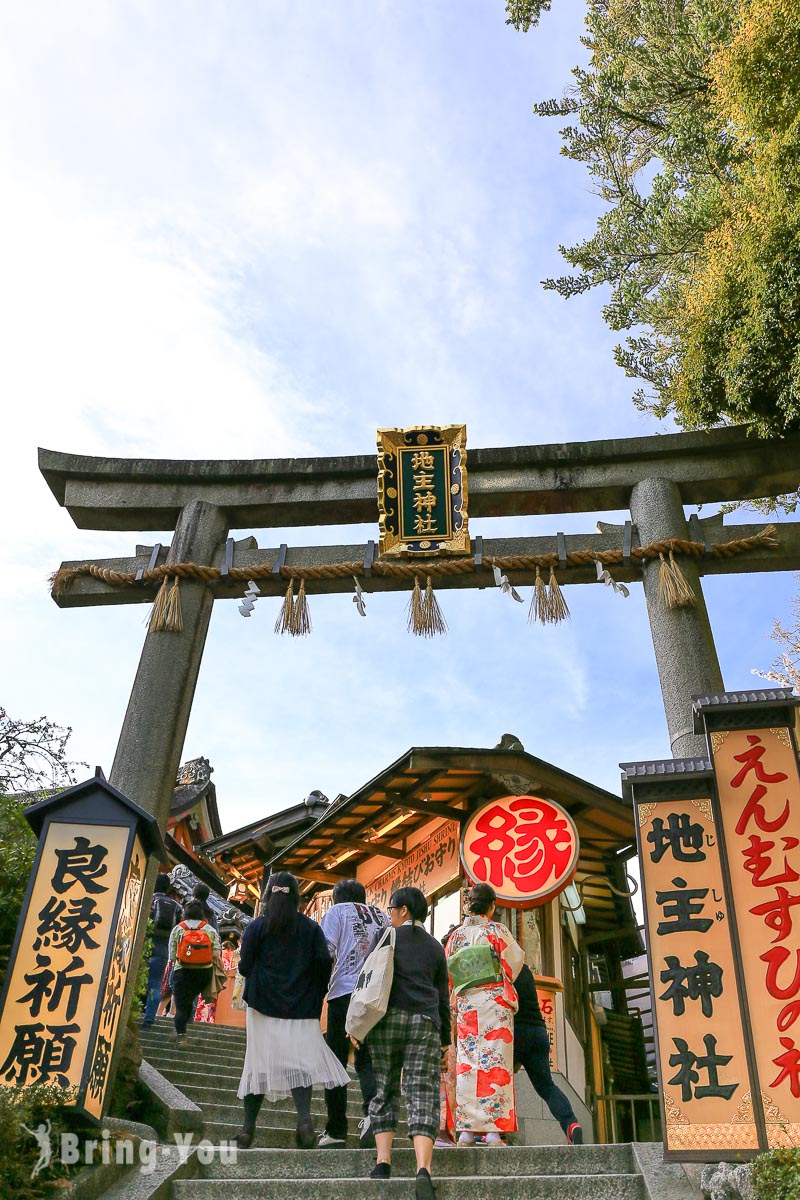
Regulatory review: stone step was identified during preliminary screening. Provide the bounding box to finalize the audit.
[199,1100,398,1134]
[147,1059,365,1102]
[142,1041,247,1067]
[151,1059,246,1081]
[172,1173,645,1199]
[146,1053,360,1084]
[199,1120,329,1149]
[141,1027,247,1046]
[182,1083,366,1116]
[196,1146,635,1180]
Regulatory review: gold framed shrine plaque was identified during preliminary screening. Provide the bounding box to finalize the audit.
[377,425,469,557]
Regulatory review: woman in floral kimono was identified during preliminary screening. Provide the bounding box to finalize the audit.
[445,883,524,1146]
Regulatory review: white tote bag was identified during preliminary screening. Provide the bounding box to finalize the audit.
[345,926,396,1042]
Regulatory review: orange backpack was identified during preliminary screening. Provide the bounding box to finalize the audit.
[176,921,213,966]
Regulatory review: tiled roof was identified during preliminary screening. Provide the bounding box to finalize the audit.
[692,688,797,711]
[619,759,711,780]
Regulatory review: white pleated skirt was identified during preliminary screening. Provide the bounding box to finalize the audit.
[238,1008,350,1101]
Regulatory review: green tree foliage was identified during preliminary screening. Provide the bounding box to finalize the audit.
[0,796,37,983]
[750,1147,800,1200]
[521,0,800,435]
[0,1083,90,1199]
[505,0,553,31]
[678,0,800,434]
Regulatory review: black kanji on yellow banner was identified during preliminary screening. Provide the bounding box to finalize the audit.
[377,424,469,557]
[0,770,165,1121]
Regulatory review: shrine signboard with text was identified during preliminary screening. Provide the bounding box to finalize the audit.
[366,821,460,909]
[624,688,800,1161]
[460,795,579,908]
[634,786,759,1157]
[377,425,469,557]
[0,772,164,1120]
[699,698,800,1149]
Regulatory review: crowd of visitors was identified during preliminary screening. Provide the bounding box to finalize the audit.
[142,871,583,1198]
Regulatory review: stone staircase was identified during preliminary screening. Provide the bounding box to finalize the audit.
[138,1021,653,1199]
[140,1019,402,1146]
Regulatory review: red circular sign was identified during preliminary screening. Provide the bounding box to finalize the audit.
[460,794,580,908]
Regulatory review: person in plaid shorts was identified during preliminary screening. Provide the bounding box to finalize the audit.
[351,886,451,1200]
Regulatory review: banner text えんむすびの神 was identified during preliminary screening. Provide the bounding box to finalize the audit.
[710,725,800,1148]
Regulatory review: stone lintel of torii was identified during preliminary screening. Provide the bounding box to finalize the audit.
[39,424,800,531]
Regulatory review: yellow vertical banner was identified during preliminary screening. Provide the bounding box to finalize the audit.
[637,796,758,1155]
[710,726,800,1147]
[84,834,146,1119]
[0,823,131,1100]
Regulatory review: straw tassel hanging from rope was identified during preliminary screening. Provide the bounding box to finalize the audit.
[274,577,313,636]
[407,575,447,636]
[407,576,425,634]
[164,577,183,632]
[274,579,295,634]
[546,565,570,623]
[148,577,169,632]
[290,578,312,636]
[148,575,183,633]
[528,566,550,625]
[658,551,696,609]
[423,575,447,636]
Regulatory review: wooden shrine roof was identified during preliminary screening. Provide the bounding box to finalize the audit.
[262,741,641,952]
[200,794,332,898]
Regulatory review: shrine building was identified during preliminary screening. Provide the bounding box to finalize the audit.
[201,734,651,1144]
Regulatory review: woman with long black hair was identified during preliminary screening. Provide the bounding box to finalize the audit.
[235,871,349,1149]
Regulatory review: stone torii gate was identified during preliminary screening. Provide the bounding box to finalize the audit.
[39,424,800,1099]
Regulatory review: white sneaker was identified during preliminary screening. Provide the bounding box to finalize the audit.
[358,1116,375,1149]
[318,1131,347,1148]
[458,1132,475,1146]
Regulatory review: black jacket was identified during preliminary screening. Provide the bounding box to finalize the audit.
[514,963,546,1030]
[387,923,452,1046]
[239,911,332,1020]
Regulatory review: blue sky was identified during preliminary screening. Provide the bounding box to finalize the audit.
[0,1,795,834]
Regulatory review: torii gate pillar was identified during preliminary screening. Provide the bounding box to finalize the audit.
[109,499,227,823]
[630,478,723,758]
[99,500,227,1112]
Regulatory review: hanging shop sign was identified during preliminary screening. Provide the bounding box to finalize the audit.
[460,795,580,909]
[635,789,758,1158]
[376,424,469,557]
[701,710,800,1149]
[366,820,460,909]
[535,976,562,1071]
[0,772,165,1120]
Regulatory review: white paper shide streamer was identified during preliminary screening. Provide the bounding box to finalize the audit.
[238,580,261,617]
[492,564,523,603]
[595,560,629,598]
[353,576,367,617]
